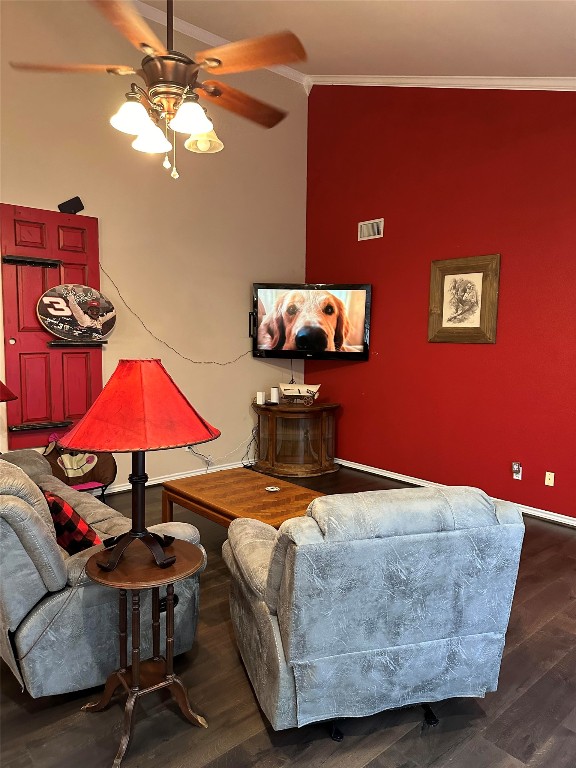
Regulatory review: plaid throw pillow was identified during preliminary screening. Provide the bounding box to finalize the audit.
[43,491,102,555]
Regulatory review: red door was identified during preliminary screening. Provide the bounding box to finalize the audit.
[1,204,103,449]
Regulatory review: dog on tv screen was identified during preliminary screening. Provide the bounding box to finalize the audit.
[257,289,363,353]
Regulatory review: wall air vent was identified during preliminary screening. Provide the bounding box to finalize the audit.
[358,218,384,241]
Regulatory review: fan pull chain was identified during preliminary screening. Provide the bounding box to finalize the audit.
[162,120,171,170]
[171,130,179,179]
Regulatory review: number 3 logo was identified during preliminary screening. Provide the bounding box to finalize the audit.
[42,296,72,317]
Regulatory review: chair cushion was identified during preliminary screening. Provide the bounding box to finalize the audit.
[306,485,499,542]
[43,491,102,555]
[0,450,53,482]
[36,476,130,540]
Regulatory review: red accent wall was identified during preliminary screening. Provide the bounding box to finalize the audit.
[306,87,576,519]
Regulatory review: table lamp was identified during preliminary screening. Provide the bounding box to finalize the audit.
[58,359,220,571]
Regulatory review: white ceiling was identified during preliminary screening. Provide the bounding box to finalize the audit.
[138,0,576,89]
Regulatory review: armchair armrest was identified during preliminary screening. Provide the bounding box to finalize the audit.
[65,545,106,586]
[226,518,278,599]
[0,496,66,593]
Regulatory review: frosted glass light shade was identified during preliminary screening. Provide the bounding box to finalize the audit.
[110,100,152,135]
[169,100,213,135]
[132,124,172,154]
[184,129,224,153]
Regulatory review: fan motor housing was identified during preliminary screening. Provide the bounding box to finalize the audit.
[141,51,200,118]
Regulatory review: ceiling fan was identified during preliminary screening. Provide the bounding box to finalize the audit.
[10,0,306,174]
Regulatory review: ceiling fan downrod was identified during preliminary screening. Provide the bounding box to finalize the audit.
[166,0,174,51]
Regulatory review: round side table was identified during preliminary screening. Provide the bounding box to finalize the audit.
[83,539,206,767]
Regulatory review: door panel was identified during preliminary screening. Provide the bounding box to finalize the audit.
[62,352,92,419]
[1,204,102,449]
[13,218,48,252]
[16,264,50,331]
[61,261,89,286]
[20,353,51,423]
[58,225,86,253]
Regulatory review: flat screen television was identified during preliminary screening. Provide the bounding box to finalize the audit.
[251,283,371,360]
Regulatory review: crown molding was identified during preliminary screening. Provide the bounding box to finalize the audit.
[136,1,308,85]
[135,4,575,94]
[304,74,576,92]
[136,0,226,49]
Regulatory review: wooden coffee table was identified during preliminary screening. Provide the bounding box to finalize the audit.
[162,467,324,528]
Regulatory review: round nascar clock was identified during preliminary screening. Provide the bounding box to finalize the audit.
[37,284,116,341]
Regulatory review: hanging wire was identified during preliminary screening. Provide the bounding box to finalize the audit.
[241,426,259,467]
[187,428,258,472]
[99,262,251,366]
[186,444,213,472]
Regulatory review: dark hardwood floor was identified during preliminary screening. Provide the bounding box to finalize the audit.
[2,466,575,768]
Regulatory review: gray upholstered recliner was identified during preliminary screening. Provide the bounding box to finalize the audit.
[223,485,524,731]
[0,450,206,698]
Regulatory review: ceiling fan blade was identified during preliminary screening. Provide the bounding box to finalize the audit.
[195,31,306,75]
[90,0,167,56]
[10,62,136,75]
[198,80,287,128]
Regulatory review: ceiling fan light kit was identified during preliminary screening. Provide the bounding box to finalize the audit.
[110,76,217,167]
[131,122,172,154]
[111,83,213,159]
[168,96,213,134]
[109,93,151,134]
[184,129,224,154]
[10,0,306,180]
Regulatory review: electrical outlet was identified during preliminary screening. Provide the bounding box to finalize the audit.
[512,461,522,480]
[545,471,555,486]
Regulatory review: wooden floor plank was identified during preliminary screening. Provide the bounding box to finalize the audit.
[503,576,576,651]
[488,616,576,719]
[422,734,525,768]
[526,725,576,768]
[484,646,576,764]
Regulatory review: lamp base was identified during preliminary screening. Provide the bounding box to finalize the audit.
[98,530,176,571]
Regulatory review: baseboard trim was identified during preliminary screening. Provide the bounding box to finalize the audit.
[108,458,576,530]
[107,461,245,494]
[337,458,576,529]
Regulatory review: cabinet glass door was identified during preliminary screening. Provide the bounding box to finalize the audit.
[275,416,322,469]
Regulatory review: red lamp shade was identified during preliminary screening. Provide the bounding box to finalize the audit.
[59,359,220,452]
[0,381,17,402]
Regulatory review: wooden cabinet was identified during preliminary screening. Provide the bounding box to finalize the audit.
[252,402,340,477]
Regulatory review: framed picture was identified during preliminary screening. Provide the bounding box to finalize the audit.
[428,254,500,343]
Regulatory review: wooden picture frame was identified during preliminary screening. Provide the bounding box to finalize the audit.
[428,253,500,343]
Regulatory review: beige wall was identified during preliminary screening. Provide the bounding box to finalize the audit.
[0,0,307,485]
